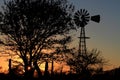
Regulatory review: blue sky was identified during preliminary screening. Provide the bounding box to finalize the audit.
[68,0,120,69]
[0,0,120,70]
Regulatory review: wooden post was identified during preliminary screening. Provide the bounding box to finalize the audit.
[9,59,11,74]
[51,60,54,75]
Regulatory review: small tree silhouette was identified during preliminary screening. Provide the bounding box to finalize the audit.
[67,49,106,80]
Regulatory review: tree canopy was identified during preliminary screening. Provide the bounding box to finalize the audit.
[0,0,75,77]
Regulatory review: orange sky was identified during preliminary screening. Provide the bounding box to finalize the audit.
[0,56,70,73]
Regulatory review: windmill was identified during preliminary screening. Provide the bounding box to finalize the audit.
[74,9,100,55]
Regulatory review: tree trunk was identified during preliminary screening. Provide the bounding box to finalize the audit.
[24,61,33,79]
[33,60,42,78]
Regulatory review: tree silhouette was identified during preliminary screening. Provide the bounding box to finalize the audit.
[67,49,106,79]
[0,0,75,78]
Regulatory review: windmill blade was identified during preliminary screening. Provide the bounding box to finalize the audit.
[83,21,88,26]
[84,16,90,19]
[91,15,100,23]
[84,10,88,15]
[80,9,83,14]
[84,19,89,22]
[77,10,82,16]
[74,9,90,27]
[85,13,89,16]
[75,12,79,17]
[83,9,85,14]
[74,15,79,20]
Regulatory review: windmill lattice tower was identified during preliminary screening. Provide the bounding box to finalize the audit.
[74,9,100,55]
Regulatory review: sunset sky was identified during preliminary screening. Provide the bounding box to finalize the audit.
[0,0,120,71]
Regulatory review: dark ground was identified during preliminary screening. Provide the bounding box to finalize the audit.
[0,67,120,80]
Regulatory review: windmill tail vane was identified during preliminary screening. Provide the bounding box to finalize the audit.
[91,15,100,23]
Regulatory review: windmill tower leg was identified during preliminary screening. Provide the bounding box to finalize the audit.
[80,27,86,54]
[79,27,88,56]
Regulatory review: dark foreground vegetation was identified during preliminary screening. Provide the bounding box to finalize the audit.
[0,67,120,80]
[0,68,120,80]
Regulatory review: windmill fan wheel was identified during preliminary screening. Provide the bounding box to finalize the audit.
[74,9,90,27]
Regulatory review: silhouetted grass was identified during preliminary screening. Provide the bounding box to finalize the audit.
[0,67,120,80]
